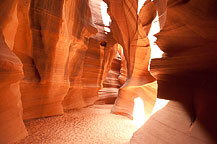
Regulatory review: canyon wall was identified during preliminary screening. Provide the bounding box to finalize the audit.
[13,0,100,120]
[0,0,117,143]
[105,0,158,119]
[98,45,121,104]
[0,1,28,143]
[131,0,217,143]
[1,0,217,143]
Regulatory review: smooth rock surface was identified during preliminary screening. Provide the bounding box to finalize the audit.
[1,0,217,143]
[0,0,28,143]
[130,101,216,144]
[98,49,121,104]
[106,0,157,119]
[149,0,217,141]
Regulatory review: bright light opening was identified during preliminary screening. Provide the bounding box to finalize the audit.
[152,98,169,115]
[101,1,111,33]
[148,11,164,60]
[138,0,147,14]
[133,97,146,128]
[132,97,169,128]
[148,11,164,71]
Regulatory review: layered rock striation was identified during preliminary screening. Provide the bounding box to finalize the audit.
[131,0,217,143]
[0,1,28,143]
[1,0,217,143]
[149,0,217,142]
[105,0,158,119]
[0,0,117,143]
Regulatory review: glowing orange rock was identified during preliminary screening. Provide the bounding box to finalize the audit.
[105,0,157,119]
[0,1,28,143]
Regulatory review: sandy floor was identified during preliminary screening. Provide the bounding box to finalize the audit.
[18,105,138,144]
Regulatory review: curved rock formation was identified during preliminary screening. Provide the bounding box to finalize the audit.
[131,0,217,143]
[98,48,121,104]
[13,0,98,119]
[63,0,117,109]
[105,0,158,119]
[0,1,27,143]
[1,0,217,143]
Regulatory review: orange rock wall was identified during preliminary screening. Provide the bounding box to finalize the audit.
[0,0,28,143]
[63,38,117,109]
[98,45,122,104]
[105,0,157,119]
[0,0,117,143]
[149,0,217,142]
[1,0,217,143]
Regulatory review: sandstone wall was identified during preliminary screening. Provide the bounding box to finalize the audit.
[12,0,102,120]
[105,0,157,119]
[0,0,117,143]
[131,0,217,143]
[1,0,217,143]
[98,45,122,104]
[0,0,28,143]
[149,0,217,141]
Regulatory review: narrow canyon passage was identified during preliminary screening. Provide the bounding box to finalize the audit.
[1,0,217,144]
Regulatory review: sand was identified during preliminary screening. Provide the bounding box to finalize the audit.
[18,105,138,144]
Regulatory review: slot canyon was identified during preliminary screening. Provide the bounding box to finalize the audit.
[0,0,217,143]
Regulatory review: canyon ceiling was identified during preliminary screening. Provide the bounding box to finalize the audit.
[0,0,217,143]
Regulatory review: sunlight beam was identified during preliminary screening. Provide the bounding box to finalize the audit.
[138,0,147,14]
[133,98,169,128]
[133,97,146,128]
[152,98,169,115]
[101,1,111,33]
[148,11,164,60]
